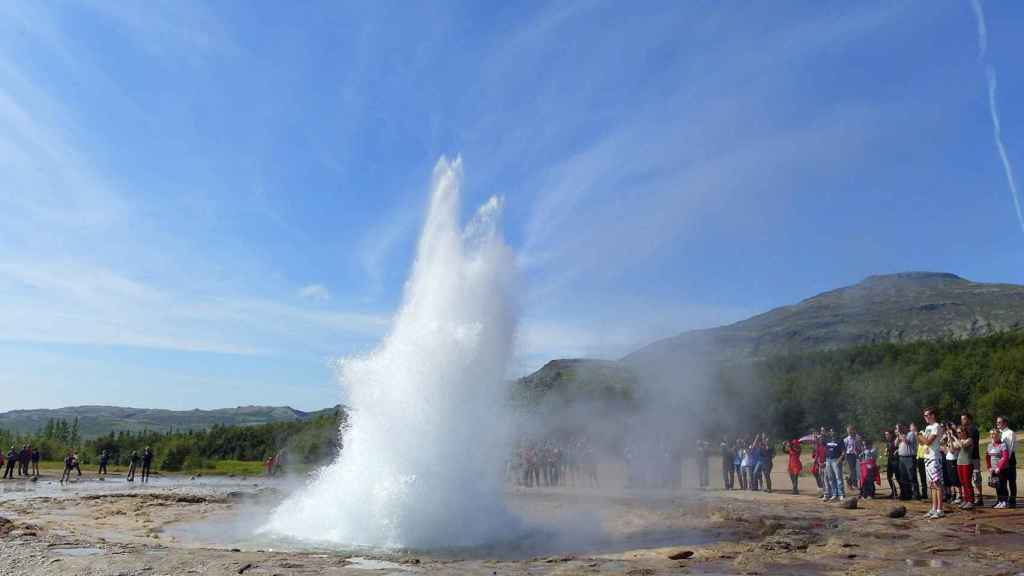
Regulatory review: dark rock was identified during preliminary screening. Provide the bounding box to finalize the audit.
[238,563,253,574]
[887,506,907,518]
[841,497,859,509]
[667,550,694,560]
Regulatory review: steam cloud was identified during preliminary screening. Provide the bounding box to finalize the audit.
[261,157,520,548]
[970,0,1023,233]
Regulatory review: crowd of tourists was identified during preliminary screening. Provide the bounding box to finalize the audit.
[509,436,599,488]
[704,410,1017,519]
[1,445,155,483]
[1,444,40,479]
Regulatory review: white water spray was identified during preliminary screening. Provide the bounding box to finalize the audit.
[263,157,520,548]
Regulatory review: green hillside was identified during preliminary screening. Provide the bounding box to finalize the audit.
[0,405,340,439]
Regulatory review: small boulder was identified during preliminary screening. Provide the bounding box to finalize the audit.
[667,550,694,560]
[887,506,907,518]
[841,497,859,510]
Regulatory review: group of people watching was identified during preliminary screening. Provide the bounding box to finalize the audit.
[1,446,154,484]
[1,444,41,479]
[713,433,776,492]
[706,410,1017,519]
[510,436,599,489]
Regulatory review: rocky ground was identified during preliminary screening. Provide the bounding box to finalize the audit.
[2,471,1024,575]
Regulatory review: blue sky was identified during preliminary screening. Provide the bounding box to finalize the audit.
[1,1,1021,410]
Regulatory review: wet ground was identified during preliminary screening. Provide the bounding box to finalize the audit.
[2,469,1024,575]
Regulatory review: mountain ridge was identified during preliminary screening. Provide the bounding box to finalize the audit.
[0,404,343,438]
[622,272,1024,365]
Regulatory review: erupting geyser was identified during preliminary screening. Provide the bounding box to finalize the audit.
[263,157,520,548]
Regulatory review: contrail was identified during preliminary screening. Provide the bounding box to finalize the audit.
[969,0,987,60]
[970,0,1023,232]
[986,67,1023,232]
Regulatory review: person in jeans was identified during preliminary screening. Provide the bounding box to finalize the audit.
[954,425,975,509]
[739,441,752,491]
[996,416,1016,508]
[824,430,845,501]
[918,408,945,518]
[987,428,1010,508]
[733,439,745,490]
[961,413,983,506]
[844,426,861,489]
[748,436,763,491]
[896,423,918,500]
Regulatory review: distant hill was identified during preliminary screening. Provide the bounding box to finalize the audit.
[623,272,1024,365]
[512,358,638,407]
[0,405,342,438]
[517,272,1024,403]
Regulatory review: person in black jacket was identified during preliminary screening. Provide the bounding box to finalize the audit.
[141,447,154,483]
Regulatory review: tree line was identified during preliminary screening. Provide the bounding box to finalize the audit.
[711,330,1024,440]
[0,409,347,472]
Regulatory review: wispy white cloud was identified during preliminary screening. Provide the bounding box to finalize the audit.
[75,0,236,62]
[0,261,387,356]
[298,283,331,302]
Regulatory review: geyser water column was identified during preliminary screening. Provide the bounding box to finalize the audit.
[263,157,520,548]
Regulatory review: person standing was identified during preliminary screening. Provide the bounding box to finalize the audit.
[141,447,153,483]
[883,430,899,498]
[30,447,40,478]
[954,425,975,509]
[18,444,29,476]
[733,439,745,490]
[961,413,983,507]
[748,437,763,491]
[813,429,827,498]
[943,424,961,504]
[987,428,1011,508]
[720,437,735,490]
[859,439,879,499]
[825,431,845,502]
[912,422,929,500]
[762,435,775,493]
[2,446,15,479]
[784,437,803,495]
[126,450,138,482]
[739,441,752,491]
[60,451,75,484]
[98,449,109,476]
[918,408,945,518]
[996,416,1016,508]
[897,423,919,500]
[843,426,861,490]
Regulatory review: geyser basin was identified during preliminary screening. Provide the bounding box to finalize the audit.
[172,485,719,560]
[262,157,520,548]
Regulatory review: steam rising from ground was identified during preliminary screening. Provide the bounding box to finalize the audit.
[262,157,520,548]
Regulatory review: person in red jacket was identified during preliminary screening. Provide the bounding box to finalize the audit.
[784,438,803,495]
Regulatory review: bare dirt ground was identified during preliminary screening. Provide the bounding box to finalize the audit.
[2,468,1024,576]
